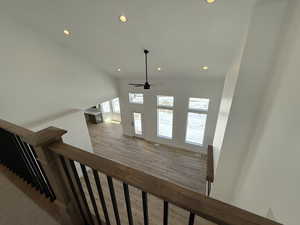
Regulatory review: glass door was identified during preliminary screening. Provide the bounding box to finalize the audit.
[133,112,143,137]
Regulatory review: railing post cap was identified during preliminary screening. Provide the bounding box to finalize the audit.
[24,126,67,147]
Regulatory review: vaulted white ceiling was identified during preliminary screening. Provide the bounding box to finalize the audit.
[1,0,254,79]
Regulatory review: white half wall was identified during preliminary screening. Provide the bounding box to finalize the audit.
[212,32,249,169]
[118,78,223,153]
[29,110,94,177]
[30,110,93,154]
[0,15,118,127]
[212,0,288,203]
[232,0,300,224]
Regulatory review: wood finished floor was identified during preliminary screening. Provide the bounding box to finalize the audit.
[87,122,207,193]
[82,122,213,225]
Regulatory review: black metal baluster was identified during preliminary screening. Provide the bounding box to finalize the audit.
[163,201,168,225]
[70,160,95,225]
[13,134,37,186]
[9,133,29,180]
[24,143,51,197]
[59,156,88,225]
[18,136,44,190]
[35,158,56,201]
[107,176,121,225]
[142,191,149,225]
[81,164,102,225]
[29,145,56,200]
[1,130,55,200]
[188,213,195,225]
[93,170,111,225]
[18,136,43,191]
[123,183,134,225]
[207,181,211,197]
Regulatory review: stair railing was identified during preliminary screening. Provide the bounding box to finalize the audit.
[0,119,282,225]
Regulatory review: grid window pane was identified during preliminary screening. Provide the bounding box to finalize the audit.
[112,98,120,113]
[185,112,207,145]
[188,98,209,111]
[129,93,144,104]
[157,108,173,139]
[101,101,111,113]
[157,96,174,107]
[133,113,142,135]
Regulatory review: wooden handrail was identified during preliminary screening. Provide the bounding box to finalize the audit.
[48,141,282,225]
[207,145,214,183]
[0,119,67,147]
[0,119,34,137]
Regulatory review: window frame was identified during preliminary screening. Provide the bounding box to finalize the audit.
[111,98,120,113]
[185,97,210,146]
[157,95,175,139]
[101,101,111,113]
[133,112,143,136]
[129,92,144,104]
[157,95,174,108]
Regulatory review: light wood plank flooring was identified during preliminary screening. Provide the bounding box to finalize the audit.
[87,122,207,193]
[82,122,212,225]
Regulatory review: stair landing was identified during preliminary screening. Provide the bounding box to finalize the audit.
[0,165,60,225]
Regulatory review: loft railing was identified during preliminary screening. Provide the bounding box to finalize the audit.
[0,118,282,225]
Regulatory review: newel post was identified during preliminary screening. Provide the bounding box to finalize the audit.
[24,127,84,225]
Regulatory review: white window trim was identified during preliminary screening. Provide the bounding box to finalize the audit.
[185,98,209,146]
[157,95,174,108]
[133,112,143,137]
[101,101,111,113]
[157,109,174,140]
[157,96,174,140]
[111,98,120,113]
[129,92,144,104]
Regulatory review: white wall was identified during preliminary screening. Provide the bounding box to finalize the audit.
[212,0,288,202]
[0,15,118,127]
[30,110,93,154]
[30,110,93,177]
[118,78,223,153]
[232,0,300,224]
[212,29,249,169]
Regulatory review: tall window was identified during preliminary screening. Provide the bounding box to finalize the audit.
[185,98,209,145]
[157,96,174,139]
[101,101,111,113]
[129,93,144,104]
[133,112,142,136]
[111,98,120,113]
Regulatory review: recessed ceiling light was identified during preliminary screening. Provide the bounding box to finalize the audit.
[206,0,216,3]
[117,68,121,72]
[63,29,71,36]
[157,67,162,71]
[202,66,209,70]
[119,15,128,23]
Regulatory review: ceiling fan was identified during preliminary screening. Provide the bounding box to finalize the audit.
[128,49,151,89]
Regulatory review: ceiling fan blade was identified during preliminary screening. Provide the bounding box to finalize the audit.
[128,83,144,87]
